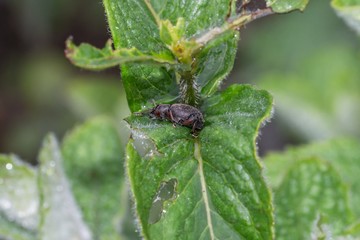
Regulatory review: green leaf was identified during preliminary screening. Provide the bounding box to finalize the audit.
[274,158,352,239]
[197,31,239,96]
[264,138,360,219]
[275,158,353,238]
[65,38,175,70]
[332,0,360,35]
[102,0,177,112]
[0,155,38,240]
[61,117,125,239]
[103,0,239,112]
[159,18,186,46]
[126,84,274,239]
[38,134,92,240]
[266,0,310,13]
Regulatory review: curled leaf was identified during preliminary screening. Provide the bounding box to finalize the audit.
[65,37,175,70]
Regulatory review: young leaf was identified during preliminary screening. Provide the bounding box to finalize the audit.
[0,155,38,240]
[266,0,310,13]
[103,0,239,112]
[274,158,352,239]
[264,138,360,219]
[332,0,360,35]
[126,84,274,239]
[61,117,125,239]
[65,38,175,70]
[38,134,92,240]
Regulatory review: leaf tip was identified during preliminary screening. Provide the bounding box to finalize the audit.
[64,36,76,60]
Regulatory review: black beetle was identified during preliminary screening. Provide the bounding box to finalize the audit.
[149,104,204,136]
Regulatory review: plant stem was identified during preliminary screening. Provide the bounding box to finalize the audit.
[179,70,200,106]
[194,8,273,50]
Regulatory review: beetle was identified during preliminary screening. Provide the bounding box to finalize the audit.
[149,104,204,136]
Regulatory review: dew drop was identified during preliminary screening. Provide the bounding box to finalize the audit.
[5,163,13,170]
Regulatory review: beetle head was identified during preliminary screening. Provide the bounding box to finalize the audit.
[149,104,170,120]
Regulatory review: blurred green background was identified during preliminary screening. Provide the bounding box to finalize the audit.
[0,0,359,164]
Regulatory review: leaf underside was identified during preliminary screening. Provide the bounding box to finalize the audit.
[38,134,92,240]
[0,155,38,240]
[126,84,274,239]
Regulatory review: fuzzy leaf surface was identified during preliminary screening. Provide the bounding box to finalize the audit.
[274,158,352,239]
[61,117,125,239]
[126,84,274,239]
[332,0,360,34]
[38,134,92,240]
[103,0,238,112]
[0,155,38,240]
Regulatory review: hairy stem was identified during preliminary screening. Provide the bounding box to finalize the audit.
[179,70,200,107]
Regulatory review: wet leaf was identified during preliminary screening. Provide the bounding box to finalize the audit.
[126,84,274,239]
[273,158,352,239]
[332,0,360,35]
[61,117,125,239]
[0,155,38,240]
[38,134,92,240]
[266,0,309,13]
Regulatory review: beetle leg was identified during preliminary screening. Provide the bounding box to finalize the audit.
[167,108,176,127]
[168,107,175,122]
[191,120,198,133]
[191,122,200,137]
